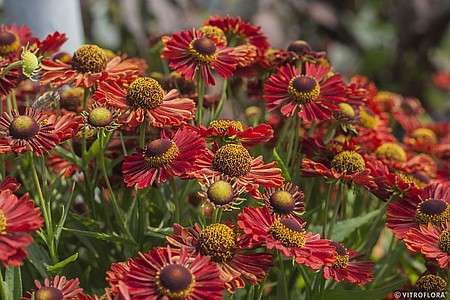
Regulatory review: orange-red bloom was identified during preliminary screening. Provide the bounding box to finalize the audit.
[22,276,84,300]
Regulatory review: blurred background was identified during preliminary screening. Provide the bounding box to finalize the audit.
[2,0,449,119]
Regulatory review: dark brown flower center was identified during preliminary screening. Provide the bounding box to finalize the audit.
[269,191,295,215]
[331,151,366,174]
[287,40,312,55]
[0,31,20,55]
[212,144,252,177]
[71,44,107,73]
[207,180,234,206]
[416,199,449,225]
[415,274,447,292]
[438,229,450,254]
[157,264,194,298]
[126,77,164,110]
[34,287,64,300]
[270,217,306,248]
[288,76,320,104]
[192,38,217,55]
[198,223,236,262]
[9,116,39,139]
[88,107,113,127]
[144,138,179,168]
[331,242,349,268]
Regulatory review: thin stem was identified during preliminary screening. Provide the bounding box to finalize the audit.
[211,79,228,120]
[139,120,146,148]
[0,60,22,78]
[322,183,333,237]
[277,252,289,299]
[196,76,205,125]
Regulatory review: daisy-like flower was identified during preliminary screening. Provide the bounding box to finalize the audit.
[403,222,450,269]
[106,261,130,296]
[166,223,272,292]
[261,182,304,217]
[263,62,346,122]
[161,29,238,85]
[0,56,22,97]
[192,143,283,198]
[120,246,224,300]
[81,103,121,133]
[22,276,84,300]
[0,24,35,58]
[93,77,196,128]
[0,108,80,156]
[40,44,144,88]
[122,127,205,188]
[0,189,43,266]
[387,183,449,239]
[237,207,335,269]
[323,242,374,286]
[198,175,246,210]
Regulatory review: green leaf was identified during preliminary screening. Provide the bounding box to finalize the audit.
[273,148,291,181]
[0,279,11,300]
[54,146,82,167]
[46,253,79,273]
[63,228,133,243]
[5,267,21,300]
[323,126,336,144]
[330,208,382,241]
[85,138,101,162]
[26,242,50,277]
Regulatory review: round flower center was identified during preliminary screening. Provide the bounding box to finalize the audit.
[331,151,366,174]
[338,103,355,118]
[88,107,113,127]
[375,143,407,163]
[208,119,244,134]
[359,108,380,129]
[288,76,320,104]
[157,264,194,299]
[269,191,295,215]
[396,171,427,189]
[199,26,227,46]
[21,50,40,78]
[207,180,234,206]
[415,274,447,292]
[71,44,108,73]
[438,229,450,254]
[411,128,437,144]
[126,77,165,110]
[270,217,306,248]
[34,287,64,300]
[198,223,236,262]
[212,144,252,177]
[287,40,312,55]
[331,242,349,268]
[416,199,449,225]
[144,138,179,168]
[9,116,39,139]
[189,37,217,63]
[0,209,6,233]
[0,31,20,55]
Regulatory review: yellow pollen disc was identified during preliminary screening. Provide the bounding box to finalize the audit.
[333,254,350,269]
[212,144,252,177]
[396,171,426,189]
[338,103,355,118]
[288,75,320,104]
[331,151,366,174]
[208,119,244,134]
[71,44,108,73]
[0,209,6,233]
[270,218,306,248]
[199,25,227,46]
[411,128,437,144]
[415,274,447,292]
[375,143,407,162]
[9,116,39,139]
[359,108,380,129]
[88,107,113,127]
[438,229,450,254]
[156,264,195,299]
[0,31,20,55]
[198,223,236,262]
[269,191,295,215]
[374,91,395,103]
[126,77,165,110]
[207,180,234,206]
[144,139,180,168]
[188,37,218,63]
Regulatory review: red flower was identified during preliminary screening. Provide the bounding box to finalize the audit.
[106,261,130,295]
[122,127,205,188]
[93,77,195,128]
[162,29,238,85]
[0,24,36,59]
[41,44,145,88]
[22,276,84,300]
[387,183,449,239]
[403,222,450,269]
[166,223,272,292]
[237,207,335,269]
[261,182,305,217]
[0,57,22,97]
[119,246,224,300]
[36,31,67,56]
[0,189,43,267]
[263,63,346,122]
[47,154,80,178]
[323,242,374,286]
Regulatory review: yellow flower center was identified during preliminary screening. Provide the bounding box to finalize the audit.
[438,229,450,254]
[208,119,244,134]
[156,264,195,299]
[416,199,450,226]
[0,209,6,233]
[396,171,427,189]
[126,77,165,110]
[359,108,380,129]
[34,287,64,300]
[88,107,113,127]
[71,44,108,73]
[269,191,295,215]
[375,143,407,162]
[9,116,39,139]
[415,274,447,292]
[374,91,395,104]
[338,103,355,118]
[207,180,234,206]
[331,151,366,174]
[199,26,227,46]
[288,75,320,104]
[188,37,217,63]
[0,31,20,55]
[212,144,252,177]
[411,128,437,144]
[270,217,306,248]
[144,139,179,168]
[198,223,236,262]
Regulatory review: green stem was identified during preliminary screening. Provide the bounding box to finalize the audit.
[211,79,228,120]
[327,183,345,237]
[277,252,289,299]
[196,76,205,125]
[139,120,146,148]
[322,184,333,237]
[0,61,22,78]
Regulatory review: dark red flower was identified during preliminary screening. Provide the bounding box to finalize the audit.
[263,63,346,122]
[237,207,335,269]
[106,261,130,296]
[119,246,224,300]
[122,127,205,188]
[37,31,67,56]
[261,182,304,217]
[166,223,272,292]
[22,276,84,300]
[0,24,36,59]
